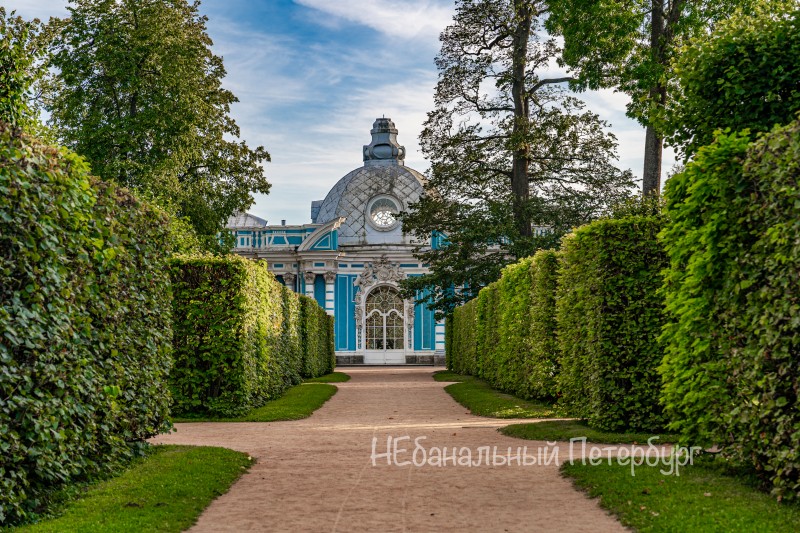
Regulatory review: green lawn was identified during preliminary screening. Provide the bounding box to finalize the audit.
[433,371,557,418]
[305,371,351,383]
[562,457,800,532]
[17,445,252,533]
[502,420,676,444]
[173,383,337,422]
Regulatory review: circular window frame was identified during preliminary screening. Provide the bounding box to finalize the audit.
[366,194,402,231]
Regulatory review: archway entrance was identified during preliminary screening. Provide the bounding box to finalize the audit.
[363,286,405,364]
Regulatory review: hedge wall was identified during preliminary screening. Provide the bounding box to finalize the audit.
[557,217,667,432]
[447,298,477,375]
[168,256,333,417]
[661,119,800,500]
[527,250,560,400]
[0,124,172,525]
[659,132,751,450]
[447,250,560,400]
[299,295,335,378]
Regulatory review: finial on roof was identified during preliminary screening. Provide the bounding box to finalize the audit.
[363,117,405,166]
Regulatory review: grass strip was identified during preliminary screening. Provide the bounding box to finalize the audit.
[434,371,556,418]
[305,372,351,383]
[174,383,337,422]
[562,457,800,532]
[501,420,676,444]
[18,445,252,533]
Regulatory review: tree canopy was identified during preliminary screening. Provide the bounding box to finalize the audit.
[401,0,634,314]
[547,0,750,194]
[0,8,53,137]
[48,0,270,249]
[660,0,800,158]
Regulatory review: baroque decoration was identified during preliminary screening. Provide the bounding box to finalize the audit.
[225,118,445,365]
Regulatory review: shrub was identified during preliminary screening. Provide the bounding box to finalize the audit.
[557,217,667,432]
[738,119,800,500]
[527,250,560,399]
[475,282,500,384]
[661,120,800,500]
[169,256,279,417]
[0,124,172,525]
[448,298,477,375]
[447,250,560,400]
[299,295,335,378]
[659,131,752,449]
[168,256,333,417]
[661,2,800,158]
[494,258,534,397]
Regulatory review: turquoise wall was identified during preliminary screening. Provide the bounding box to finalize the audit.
[313,275,326,308]
[335,274,358,351]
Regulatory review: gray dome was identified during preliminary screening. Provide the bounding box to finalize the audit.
[314,118,427,246]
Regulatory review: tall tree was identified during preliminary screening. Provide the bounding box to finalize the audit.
[401,0,634,314]
[48,0,270,247]
[0,8,54,137]
[547,0,749,195]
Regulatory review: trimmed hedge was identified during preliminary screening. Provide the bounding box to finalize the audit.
[446,250,560,401]
[556,217,667,432]
[527,250,559,399]
[168,256,333,417]
[659,131,751,450]
[0,124,172,525]
[661,119,800,500]
[447,298,477,375]
[299,295,335,379]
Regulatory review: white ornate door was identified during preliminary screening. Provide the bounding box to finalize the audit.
[363,286,406,364]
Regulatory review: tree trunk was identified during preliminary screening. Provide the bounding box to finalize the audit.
[643,0,665,196]
[510,0,533,239]
[642,124,662,195]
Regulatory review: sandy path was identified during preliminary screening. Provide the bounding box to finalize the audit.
[153,367,625,532]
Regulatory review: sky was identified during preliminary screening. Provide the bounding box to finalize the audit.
[9,0,675,225]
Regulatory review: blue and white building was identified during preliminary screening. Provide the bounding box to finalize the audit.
[226,118,445,365]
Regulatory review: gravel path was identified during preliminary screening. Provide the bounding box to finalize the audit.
[153,367,625,532]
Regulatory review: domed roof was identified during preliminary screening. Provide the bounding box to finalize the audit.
[314,118,427,245]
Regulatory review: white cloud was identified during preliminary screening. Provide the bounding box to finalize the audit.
[295,0,454,39]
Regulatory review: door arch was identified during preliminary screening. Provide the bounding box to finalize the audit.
[363,286,405,363]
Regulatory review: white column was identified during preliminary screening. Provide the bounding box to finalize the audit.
[434,318,446,352]
[324,271,336,315]
[304,272,316,299]
[283,272,296,292]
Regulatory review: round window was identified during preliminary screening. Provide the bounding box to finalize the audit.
[368,197,400,230]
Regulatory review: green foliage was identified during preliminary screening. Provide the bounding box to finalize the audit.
[400,0,634,314]
[0,124,172,525]
[662,1,800,158]
[16,446,253,533]
[736,120,800,500]
[448,298,478,376]
[527,250,560,399]
[658,131,751,450]
[447,250,560,400]
[547,0,750,193]
[557,217,667,432]
[48,0,270,249]
[661,119,800,500]
[299,296,335,379]
[168,256,332,418]
[0,8,50,132]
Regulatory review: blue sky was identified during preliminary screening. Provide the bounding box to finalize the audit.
[10,0,674,224]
